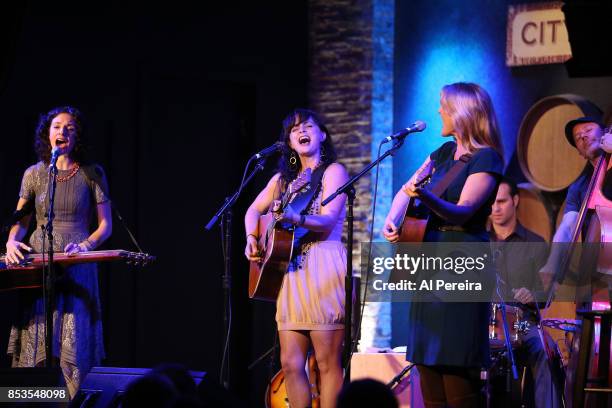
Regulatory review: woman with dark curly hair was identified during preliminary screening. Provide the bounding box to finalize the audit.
[245,109,348,408]
[5,106,112,396]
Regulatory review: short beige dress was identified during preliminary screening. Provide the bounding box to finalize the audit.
[275,168,347,331]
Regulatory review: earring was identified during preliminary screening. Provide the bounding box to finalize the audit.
[289,151,297,166]
[320,144,326,161]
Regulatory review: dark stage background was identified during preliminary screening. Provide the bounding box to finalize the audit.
[0,2,308,405]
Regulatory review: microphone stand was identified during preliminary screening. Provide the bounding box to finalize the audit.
[386,362,414,390]
[247,343,279,371]
[499,302,519,386]
[44,162,59,367]
[205,157,268,389]
[322,138,406,384]
[493,274,519,392]
[205,157,267,231]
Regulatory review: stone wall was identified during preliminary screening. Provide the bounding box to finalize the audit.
[309,0,373,271]
[308,0,394,349]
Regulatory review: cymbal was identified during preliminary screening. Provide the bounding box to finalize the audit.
[541,318,581,332]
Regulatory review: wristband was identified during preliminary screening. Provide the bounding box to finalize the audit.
[298,214,306,226]
[401,183,412,196]
[247,233,258,240]
[78,240,91,251]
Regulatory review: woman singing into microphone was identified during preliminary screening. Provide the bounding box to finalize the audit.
[245,109,348,408]
[5,106,111,397]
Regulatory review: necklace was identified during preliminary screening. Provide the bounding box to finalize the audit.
[56,163,80,183]
[306,160,323,172]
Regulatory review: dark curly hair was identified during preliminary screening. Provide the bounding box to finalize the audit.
[34,106,87,164]
[277,108,337,183]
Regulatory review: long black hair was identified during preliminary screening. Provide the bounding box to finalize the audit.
[34,106,87,164]
[277,108,337,183]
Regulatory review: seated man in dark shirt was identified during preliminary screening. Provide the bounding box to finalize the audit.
[490,177,560,408]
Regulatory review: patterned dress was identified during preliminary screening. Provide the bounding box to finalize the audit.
[275,166,347,331]
[7,161,108,396]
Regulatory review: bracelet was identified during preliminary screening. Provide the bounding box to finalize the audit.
[247,233,258,240]
[298,214,306,226]
[401,182,413,196]
[80,239,94,251]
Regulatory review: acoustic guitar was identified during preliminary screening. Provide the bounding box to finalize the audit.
[249,169,312,301]
[396,161,434,242]
[266,351,320,408]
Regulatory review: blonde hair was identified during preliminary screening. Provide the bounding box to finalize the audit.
[441,82,503,160]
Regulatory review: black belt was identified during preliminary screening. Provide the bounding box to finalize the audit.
[437,225,468,232]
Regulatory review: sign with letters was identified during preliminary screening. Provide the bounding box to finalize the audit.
[506,2,572,67]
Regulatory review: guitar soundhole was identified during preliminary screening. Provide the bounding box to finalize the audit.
[603,168,612,201]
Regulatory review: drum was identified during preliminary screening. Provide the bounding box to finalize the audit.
[488,328,565,407]
[489,304,530,349]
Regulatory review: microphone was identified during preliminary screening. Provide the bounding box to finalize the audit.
[253,142,283,159]
[383,121,426,143]
[49,146,60,168]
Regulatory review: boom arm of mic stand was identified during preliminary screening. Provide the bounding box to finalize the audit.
[322,139,404,207]
[205,158,267,231]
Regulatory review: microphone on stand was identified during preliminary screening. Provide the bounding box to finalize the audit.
[252,142,284,159]
[383,121,427,143]
[49,146,61,168]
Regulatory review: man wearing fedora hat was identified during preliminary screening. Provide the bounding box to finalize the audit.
[540,116,611,290]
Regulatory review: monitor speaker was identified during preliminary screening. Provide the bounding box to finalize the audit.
[70,366,205,408]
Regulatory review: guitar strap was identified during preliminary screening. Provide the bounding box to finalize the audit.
[285,164,328,255]
[429,153,473,198]
[286,164,328,215]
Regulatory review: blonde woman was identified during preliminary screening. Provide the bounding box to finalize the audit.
[383,83,503,407]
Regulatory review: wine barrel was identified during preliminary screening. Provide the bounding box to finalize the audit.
[516,183,555,242]
[517,94,601,192]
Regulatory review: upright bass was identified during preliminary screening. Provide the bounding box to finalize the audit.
[550,125,612,407]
